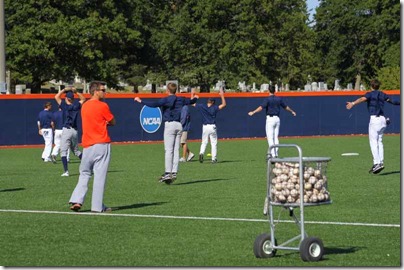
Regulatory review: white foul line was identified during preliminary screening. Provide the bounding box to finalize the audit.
[0,209,399,228]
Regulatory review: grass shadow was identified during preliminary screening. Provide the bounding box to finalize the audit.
[324,246,362,255]
[80,202,167,212]
[379,171,400,176]
[0,187,25,192]
[175,178,232,185]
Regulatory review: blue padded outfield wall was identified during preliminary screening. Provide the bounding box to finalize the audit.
[0,91,400,146]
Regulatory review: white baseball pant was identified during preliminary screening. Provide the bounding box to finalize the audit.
[51,129,70,158]
[41,128,53,160]
[199,124,218,160]
[265,115,280,157]
[368,115,387,165]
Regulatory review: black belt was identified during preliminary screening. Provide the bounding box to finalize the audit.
[64,126,76,129]
[267,114,277,117]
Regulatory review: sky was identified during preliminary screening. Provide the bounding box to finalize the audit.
[307,0,320,20]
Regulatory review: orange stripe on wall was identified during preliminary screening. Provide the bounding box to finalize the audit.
[0,90,400,100]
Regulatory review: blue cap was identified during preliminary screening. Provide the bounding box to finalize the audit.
[65,91,74,99]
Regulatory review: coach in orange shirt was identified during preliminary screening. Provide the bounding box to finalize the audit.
[69,81,116,213]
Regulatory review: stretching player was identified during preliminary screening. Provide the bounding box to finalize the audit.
[37,102,54,162]
[193,87,226,163]
[51,105,70,163]
[248,85,296,158]
[179,104,195,162]
[346,79,400,174]
[69,81,115,212]
[134,83,198,183]
[55,86,86,176]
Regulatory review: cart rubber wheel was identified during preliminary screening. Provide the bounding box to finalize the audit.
[253,233,277,258]
[299,237,324,262]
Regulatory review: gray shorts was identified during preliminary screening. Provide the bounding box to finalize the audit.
[180,131,188,144]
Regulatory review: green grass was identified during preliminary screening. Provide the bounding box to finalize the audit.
[0,135,400,266]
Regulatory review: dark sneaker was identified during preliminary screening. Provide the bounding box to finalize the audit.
[199,154,204,163]
[51,155,57,164]
[373,163,384,174]
[159,173,172,183]
[369,164,377,173]
[69,203,82,212]
[212,159,217,164]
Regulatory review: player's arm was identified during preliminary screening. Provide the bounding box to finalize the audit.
[218,88,226,110]
[285,106,296,116]
[346,96,367,110]
[248,106,263,116]
[386,98,400,106]
[54,89,65,105]
[107,117,116,126]
[37,120,42,135]
[72,88,86,104]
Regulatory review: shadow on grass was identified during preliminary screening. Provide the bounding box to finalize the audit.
[0,187,25,192]
[379,171,400,176]
[272,246,360,260]
[81,202,167,212]
[175,178,232,185]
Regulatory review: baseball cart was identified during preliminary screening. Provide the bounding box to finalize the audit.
[253,144,332,262]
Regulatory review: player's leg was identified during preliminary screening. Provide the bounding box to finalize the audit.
[377,118,387,165]
[51,129,62,157]
[180,131,187,162]
[368,117,381,168]
[69,147,93,208]
[200,125,209,155]
[91,143,111,212]
[265,116,276,157]
[60,128,70,174]
[273,117,281,157]
[42,128,53,161]
[71,129,82,159]
[171,123,182,174]
[210,125,218,162]
[164,122,176,174]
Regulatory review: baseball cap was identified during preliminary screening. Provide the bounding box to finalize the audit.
[65,91,74,99]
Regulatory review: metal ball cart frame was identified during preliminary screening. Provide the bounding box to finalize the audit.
[253,144,332,262]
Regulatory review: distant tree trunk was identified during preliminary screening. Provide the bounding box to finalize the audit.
[355,74,361,90]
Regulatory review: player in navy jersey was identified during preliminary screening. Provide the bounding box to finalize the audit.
[134,83,198,183]
[37,102,54,162]
[193,87,226,163]
[55,87,86,176]
[248,85,296,158]
[346,79,400,174]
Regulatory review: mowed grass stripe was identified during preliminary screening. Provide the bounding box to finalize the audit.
[0,209,400,228]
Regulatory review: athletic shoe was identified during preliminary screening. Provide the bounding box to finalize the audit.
[187,152,195,162]
[61,171,69,177]
[179,157,186,162]
[372,163,384,174]
[92,206,112,213]
[51,155,57,164]
[212,159,217,164]
[159,173,172,183]
[69,203,82,212]
[199,154,204,163]
[368,164,377,173]
[44,158,52,162]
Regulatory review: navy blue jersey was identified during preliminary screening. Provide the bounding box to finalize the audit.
[364,90,392,116]
[52,110,64,130]
[60,100,82,129]
[195,103,220,125]
[37,109,53,129]
[180,105,191,131]
[260,95,287,116]
[141,95,197,122]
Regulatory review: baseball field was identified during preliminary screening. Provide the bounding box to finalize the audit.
[0,135,400,267]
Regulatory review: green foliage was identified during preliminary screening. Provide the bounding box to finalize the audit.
[313,0,400,87]
[377,66,400,90]
[3,0,400,91]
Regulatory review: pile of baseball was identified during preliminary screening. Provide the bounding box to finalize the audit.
[270,162,331,204]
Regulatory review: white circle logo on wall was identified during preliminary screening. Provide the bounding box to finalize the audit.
[139,106,162,133]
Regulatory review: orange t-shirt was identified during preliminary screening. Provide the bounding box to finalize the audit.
[81,99,114,148]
